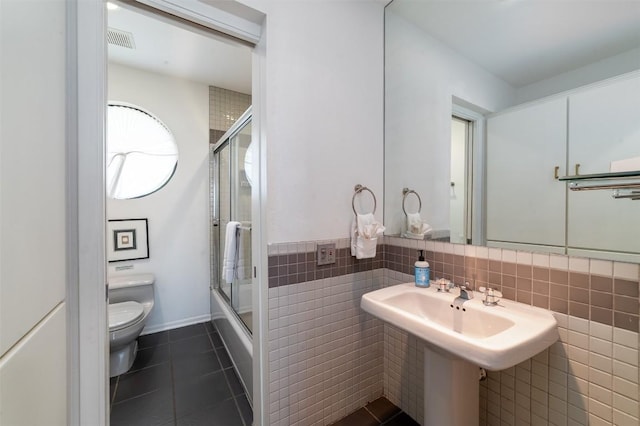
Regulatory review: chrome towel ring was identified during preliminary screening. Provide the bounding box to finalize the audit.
[353,184,377,216]
[402,188,422,217]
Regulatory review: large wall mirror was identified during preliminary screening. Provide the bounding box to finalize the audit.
[384,0,640,263]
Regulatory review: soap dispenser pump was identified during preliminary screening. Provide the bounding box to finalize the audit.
[414,250,430,287]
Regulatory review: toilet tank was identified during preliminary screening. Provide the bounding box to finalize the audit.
[108,273,155,305]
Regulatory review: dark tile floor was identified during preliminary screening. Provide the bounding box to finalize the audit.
[330,397,419,426]
[110,322,252,426]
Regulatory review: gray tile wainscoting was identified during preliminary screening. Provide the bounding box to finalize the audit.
[267,237,639,425]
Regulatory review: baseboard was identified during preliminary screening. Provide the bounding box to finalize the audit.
[141,314,212,335]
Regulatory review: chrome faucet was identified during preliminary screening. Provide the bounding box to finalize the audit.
[436,278,454,292]
[478,287,502,306]
[457,282,474,300]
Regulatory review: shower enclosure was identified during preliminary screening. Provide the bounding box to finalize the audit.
[209,107,253,401]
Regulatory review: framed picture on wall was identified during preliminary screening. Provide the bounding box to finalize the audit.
[107,218,149,262]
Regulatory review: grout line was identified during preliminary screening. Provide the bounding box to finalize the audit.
[363,405,382,423]
[168,336,178,426]
[218,348,248,425]
[205,328,226,370]
[381,410,404,425]
[110,377,119,409]
[231,394,249,426]
[206,321,250,424]
[113,323,241,425]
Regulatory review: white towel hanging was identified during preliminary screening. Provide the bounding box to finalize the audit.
[351,213,385,259]
[222,221,240,282]
[405,212,433,237]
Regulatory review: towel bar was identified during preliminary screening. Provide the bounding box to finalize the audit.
[402,188,422,217]
[353,184,377,216]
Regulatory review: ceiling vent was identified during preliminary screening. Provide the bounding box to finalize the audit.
[107,28,136,49]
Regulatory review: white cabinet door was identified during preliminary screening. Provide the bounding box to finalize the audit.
[1,0,69,423]
[568,73,640,254]
[487,97,567,247]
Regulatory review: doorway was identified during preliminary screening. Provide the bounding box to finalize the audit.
[105,1,260,424]
[451,101,487,246]
[450,115,473,244]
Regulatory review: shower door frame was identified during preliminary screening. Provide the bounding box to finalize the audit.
[211,107,253,332]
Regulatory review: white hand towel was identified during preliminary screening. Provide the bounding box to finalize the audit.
[406,213,433,236]
[351,219,358,257]
[357,213,385,239]
[351,213,385,259]
[403,232,426,240]
[235,227,250,281]
[222,221,240,283]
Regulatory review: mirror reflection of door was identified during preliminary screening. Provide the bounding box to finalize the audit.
[450,116,473,244]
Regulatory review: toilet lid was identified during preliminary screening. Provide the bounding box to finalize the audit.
[109,301,144,331]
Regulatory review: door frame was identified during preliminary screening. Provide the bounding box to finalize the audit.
[71,1,268,424]
[452,103,486,246]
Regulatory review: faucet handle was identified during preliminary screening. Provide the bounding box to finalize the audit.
[478,287,502,306]
[436,278,452,292]
[478,287,502,296]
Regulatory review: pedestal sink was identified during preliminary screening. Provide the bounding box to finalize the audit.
[361,283,558,426]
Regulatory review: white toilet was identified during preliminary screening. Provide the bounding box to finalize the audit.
[108,273,155,377]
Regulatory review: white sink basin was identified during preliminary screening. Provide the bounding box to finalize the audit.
[361,282,558,370]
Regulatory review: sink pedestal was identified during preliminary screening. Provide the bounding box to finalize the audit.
[424,345,479,426]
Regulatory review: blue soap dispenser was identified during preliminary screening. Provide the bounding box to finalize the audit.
[415,250,430,287]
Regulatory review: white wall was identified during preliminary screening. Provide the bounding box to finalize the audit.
[107,63,211,332]
[384,11,516,236]
[0,0,68,423]
[242,0,385,244]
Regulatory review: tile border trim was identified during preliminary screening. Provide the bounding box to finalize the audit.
[267,237,639,332]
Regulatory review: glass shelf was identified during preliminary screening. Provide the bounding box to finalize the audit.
[559,170,640,193]
[559,170,640,181]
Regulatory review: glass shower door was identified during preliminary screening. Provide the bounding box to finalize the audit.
[211,111,253,333]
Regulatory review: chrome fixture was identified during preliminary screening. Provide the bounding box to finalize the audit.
[436,277,453,293]
[456,283,474,300]
[478,287,502,306]
[559,170,640,199]
[352,184,377,215]
[402,187,422,218]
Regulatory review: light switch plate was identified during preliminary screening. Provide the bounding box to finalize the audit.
[317,243,336,266]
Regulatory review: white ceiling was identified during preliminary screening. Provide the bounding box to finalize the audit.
[108,4,252,94]
[109,1,640,93]
[389,0,640,87]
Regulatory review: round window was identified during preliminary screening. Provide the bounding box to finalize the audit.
[107,102,179,199]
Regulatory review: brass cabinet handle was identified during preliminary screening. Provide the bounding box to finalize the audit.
[575,163,581,176]
[554,166,560,180]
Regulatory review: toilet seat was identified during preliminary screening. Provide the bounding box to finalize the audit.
[109,301,144,331]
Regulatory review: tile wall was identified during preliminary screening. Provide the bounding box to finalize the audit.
[209,86,251,144]
[267,242,384,289]
[385,238,639,333]
[267,236,639,425]
[267,240,384,426]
